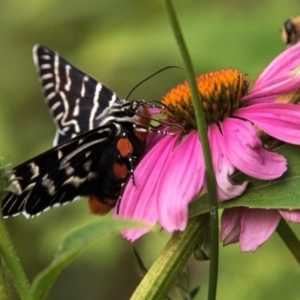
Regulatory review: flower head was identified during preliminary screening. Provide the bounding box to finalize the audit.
[116,43,300,242]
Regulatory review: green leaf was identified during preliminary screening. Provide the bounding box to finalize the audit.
[31,218,148,300]
[189,144,300,217]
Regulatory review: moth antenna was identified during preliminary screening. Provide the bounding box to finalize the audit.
[126,66,183,100]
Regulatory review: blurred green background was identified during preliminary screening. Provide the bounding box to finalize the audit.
[1,0,300,299]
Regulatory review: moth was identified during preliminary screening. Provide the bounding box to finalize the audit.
[2,46,152,218]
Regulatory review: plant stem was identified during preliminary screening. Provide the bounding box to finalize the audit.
[0,204,32,300]
[163,1,219,299]
[130,215,209,300]
[0,257,9,300]
[276,218,300,264]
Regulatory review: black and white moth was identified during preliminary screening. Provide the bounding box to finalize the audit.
[2,45,151,218]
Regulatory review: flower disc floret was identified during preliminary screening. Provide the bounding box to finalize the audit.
[162,69,249,128]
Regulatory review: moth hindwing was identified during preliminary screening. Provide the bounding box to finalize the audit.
[2,45,150,218]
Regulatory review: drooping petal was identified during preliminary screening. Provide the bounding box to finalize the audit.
[220,207,243,245]
[221,118,287,179]
[239,209,280,251]
[279,209,300,223]
[208,124,248,201]
[235,103,300,144]
[117,134,179,241]
[156,131,205,232]
[253,42,300,89]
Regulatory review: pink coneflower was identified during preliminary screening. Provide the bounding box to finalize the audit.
[116,43,300,243]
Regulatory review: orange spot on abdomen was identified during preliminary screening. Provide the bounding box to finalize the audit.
[113,163,128,179]
[88,196,116,215]
[117,138,133,157]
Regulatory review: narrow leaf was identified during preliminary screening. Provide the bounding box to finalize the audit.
[31,218,148,300]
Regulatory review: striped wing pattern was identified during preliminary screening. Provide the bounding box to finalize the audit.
[2,46,149,218]
[33,45,120,145]
[3,127,109,217]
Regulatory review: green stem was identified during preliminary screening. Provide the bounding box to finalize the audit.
[164,1,219,299]
[130,215,209,300]
[0,257,9,300]
[0,202,32,300]
[276,218,300,264]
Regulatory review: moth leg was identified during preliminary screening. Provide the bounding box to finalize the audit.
[115,182,125,214]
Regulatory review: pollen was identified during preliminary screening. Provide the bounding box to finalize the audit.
[162,69,249,129]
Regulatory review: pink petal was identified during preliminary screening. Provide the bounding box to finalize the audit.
[239,209,281,251]
[116,134,179,241]
[156,131,205,232]
[235,103,300,144]
[220,207,243,245]
[279,209,300,223]
[221,118,287,179]
[244,78,300,103]
[145,125,172,151]
[148,107,161,115]
[208,124,248,201]
[243,74,300,102]
[254,42,300,89]
[242,95,277,105]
